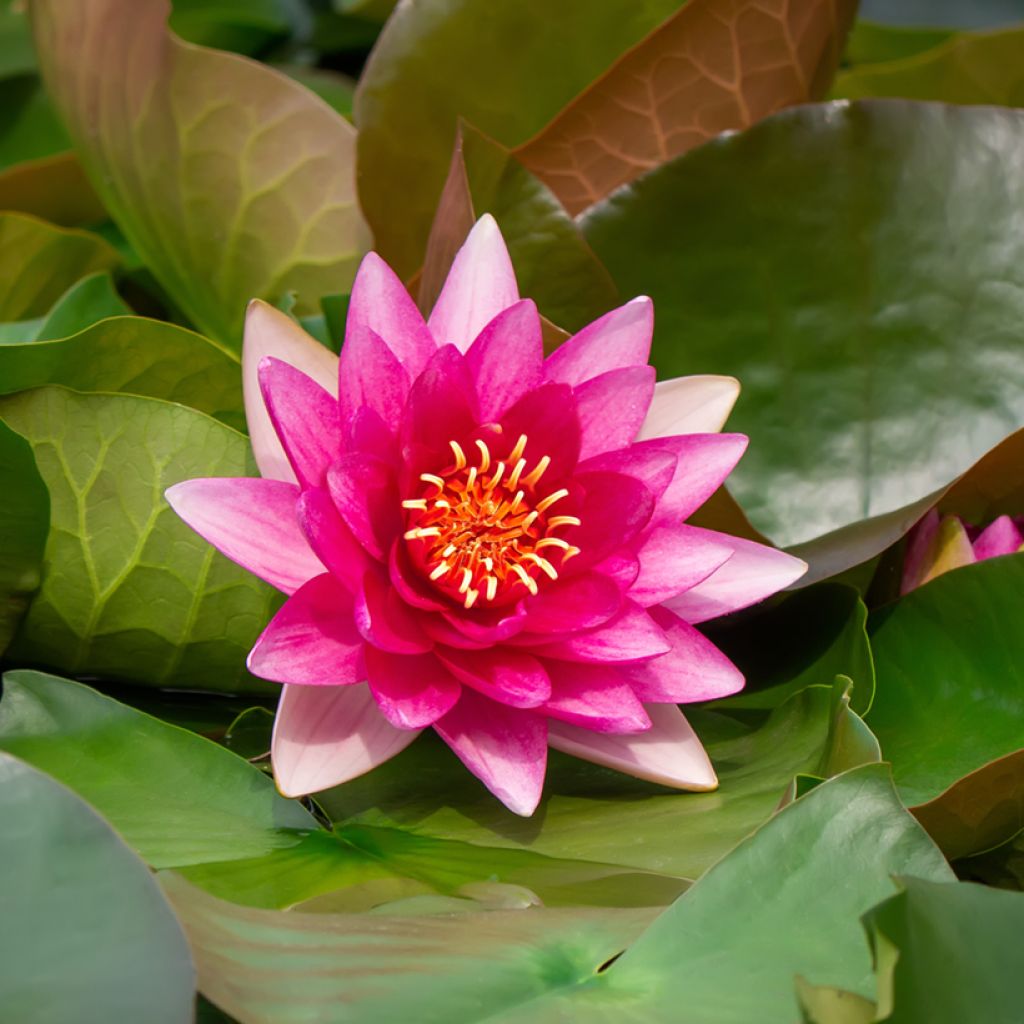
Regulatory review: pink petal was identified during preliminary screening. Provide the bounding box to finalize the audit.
[272,683,418,797]
[354,569,432,654]
[644,433,749,524]
[538,601,670,663]
[437,606,527,646]
[545,296,653,386]
[547,703,717,790]
[165,477,322,594]
[466,300,543,422]
[900,509,941,595]
[327,454,401,562]
[437,647,551,708]
[346,407,399,464]
[427,214,519,353]
[338,324,412,432]
[564,471,655,569]
[364,648,461,729]
[520,573,623,634]
[243,300,338,484]
[296,488,370,594]
[638,375,740,440]
[578,446,676,500]
[662,528,807,624]
[625,606,744,703]
[631,525,735,606]
[593,549,641,590]
[574,366,656,460]
[973,515,1024,561]
[388,540,450,612]
[258,357,341,489]
[248,574,363,686]
[399,346,478,473]
[345,251,436,376]
[499,383,580,480]
[434,690,547,816]
[542,661,650,733]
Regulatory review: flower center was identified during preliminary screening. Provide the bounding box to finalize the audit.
[402,433,581,609]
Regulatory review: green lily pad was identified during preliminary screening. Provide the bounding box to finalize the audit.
[864,876,1024,1023]
[0,388,279,690]
[582,100,1024,548]
[0,751,196,1023]
[868,555,1024,813]
[322,679,878,879]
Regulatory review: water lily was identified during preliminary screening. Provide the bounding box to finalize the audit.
[167,216,805,815]
[901,509,1024,595]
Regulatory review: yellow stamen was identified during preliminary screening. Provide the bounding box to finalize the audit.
[401,499,428,510]
[522,455,551,488]
[506,458,527,490]
[547,515,581,529]
[449,440,467,470]
[535,488,569,513]
[474,438,491,473]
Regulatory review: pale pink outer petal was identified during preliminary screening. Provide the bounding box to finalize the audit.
[547,702,717,790]
[662,528,807,624]
[427,214,519,352]
[271,683,419,797]
[637,375,740,440]
[165,477,323,594]
[434,689,547,816]
[630,525,735,607]
[242,300,338,483]
[544,296,653,386]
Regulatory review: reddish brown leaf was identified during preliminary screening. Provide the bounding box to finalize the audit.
[515,0,857,214]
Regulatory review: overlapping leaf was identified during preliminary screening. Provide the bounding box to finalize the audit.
[31,0,368,347]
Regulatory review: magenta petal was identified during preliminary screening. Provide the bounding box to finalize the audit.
[593,549,641,590]
[364,648,460,729]
[347,407,399,464]
[626,606,744,703]
[466,300,543,421]
[638,375,740,439]
[166,477,322,595]
[566,471,655,569]
[327,454,401,562]
[354,570,433,654]
[545,296,653,386]
[272,683,418,797]
[538,601,670,663]
[543,661,651,733]
[574,366,656,460]
[645,433,749,524]
[547,703,717,790]
[428,215,519,353]
[438,606,527,645]
[248,574,363,685]
[258,357,341,489]
[434,690,547,816]
[520,573,623,634]
[296,488,370,594]
[346,251,436,377]
[579,445,676,500]
[499,382,580,480]
[399,346,478,472]
[242,300,338,484]
[631,525,735,606]
[338,324,412,432]
[662,528,807,624]
[973,515,1024,560]
[388,540,449,612]
[438,647,551,708]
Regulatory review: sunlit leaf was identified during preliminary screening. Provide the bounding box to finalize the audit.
[0,388,278,690]
[31,0,368,347]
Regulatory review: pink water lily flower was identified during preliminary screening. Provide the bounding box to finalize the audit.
[901,509,1023,594]
[167,216,805,815]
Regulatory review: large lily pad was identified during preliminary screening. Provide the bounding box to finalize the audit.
[0,388,279,690]
[31,0,367,347]
[582,100,1024,548]
[0,751,196,1023]
[322,679,878,879]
